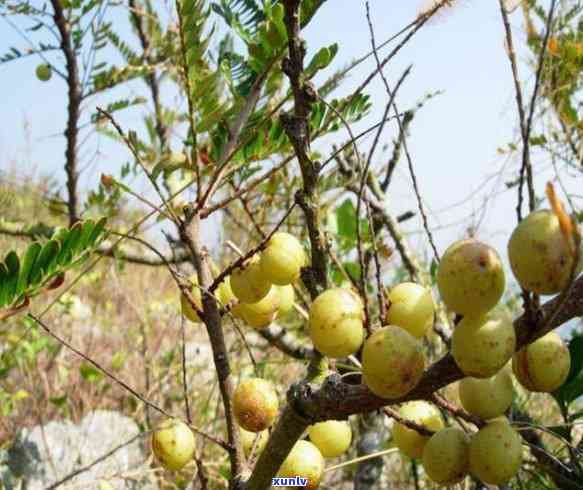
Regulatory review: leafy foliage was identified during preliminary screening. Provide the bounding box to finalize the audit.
[553,332,583,409]
[0,219,107,310]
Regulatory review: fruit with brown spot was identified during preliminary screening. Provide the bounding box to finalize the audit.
[452,309,516,378]
[508,209,576,295]
[422,427,470,485]
[151,418,195,471]
[512,331,571,392]
[233,378,279,432]
[362,325,426,399]
[437,239,505,316]
[469,419,523,485]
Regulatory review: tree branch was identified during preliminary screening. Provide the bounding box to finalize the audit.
[50,0,81,226]
[179,217,245,488]
[280,0,328,296]
[257,323,315,360]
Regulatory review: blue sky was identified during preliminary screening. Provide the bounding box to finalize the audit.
[0,0,573,272]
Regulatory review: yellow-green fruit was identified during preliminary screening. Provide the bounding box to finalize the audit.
[231,256,271,304]
[508,209,575,295]
[512,331,571,392]
[277,440,325,490]
[469,419,523,485]
[309,288,364,358]
[240,427,268,457]
[362,326,425,399]
[458,369,514,419]
[233,378,279,432]
[385,282,435,338]
[422,427,470,485]
[151,418,195,471]
[217,276,236,305]
[259,232,307,285]
[276,284,295,315]
[36,63,52,81]
[232,287,280,329]
[181,275,234,323]
[392,401,444,459]
[437,239,505,316]
[181,275,203,323]
[452,310,516,378]
[308,420,352,458]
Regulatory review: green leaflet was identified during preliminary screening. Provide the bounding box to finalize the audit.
[0,218,107,310]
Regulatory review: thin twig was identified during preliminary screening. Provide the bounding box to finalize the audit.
[181,314,192,424]
[518,0,558,218]
[365,2,440,263]
[29,314,227,449]
[498,0,530,222]
[97,108,180,225]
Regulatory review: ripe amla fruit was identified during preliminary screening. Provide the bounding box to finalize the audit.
[308,288,364,358]
[151,418,195,471]
[422,427,470,485]
[362,326,425,399]
[233,378,279,432]
[308,420,352,458]
[458,369,514,419]
[437,239,505,316]
[385,282,435,338]
[36,63,52,81]
[277,440,325,490]
[181,275,235,323]
[452,309,516,378]
[232,286,280,329]
[259,232,307,285]
[240,427,268,457]
[230,255,271,304]
[469,419,523,485]
[392,401,444,459]
[512,331,571,392]
[508,209,576,295]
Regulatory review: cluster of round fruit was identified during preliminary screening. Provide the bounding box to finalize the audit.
[393,208,574,485]
[439,209,572,392]
[181,232,303,329]
[309,282,435,399]
[163,208,575,483]
[391,399,524,485]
